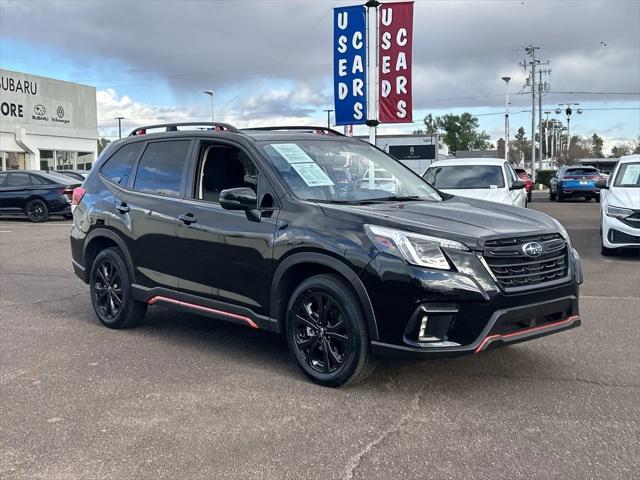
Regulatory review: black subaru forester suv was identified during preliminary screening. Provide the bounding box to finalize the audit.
[70,123,582,387]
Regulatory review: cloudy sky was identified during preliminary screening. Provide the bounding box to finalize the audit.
[1,0,638,153]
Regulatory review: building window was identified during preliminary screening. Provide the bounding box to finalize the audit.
[1,151,26,171]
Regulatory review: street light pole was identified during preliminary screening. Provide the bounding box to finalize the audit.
[204,90,215,122]
[115,116,125,139]
[543,111,551,165]
[556,103,582,159]
[323,109,334,129]
[501,76,511,162]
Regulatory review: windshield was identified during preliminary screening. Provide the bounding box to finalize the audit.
[613,162,640,187]
[257,139,441,203]
[423,165,505,189]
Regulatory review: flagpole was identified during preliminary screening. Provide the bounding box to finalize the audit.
[365,0,380,146]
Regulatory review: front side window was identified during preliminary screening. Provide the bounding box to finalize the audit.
[101,142,144,186]
[424,165,505,189]
[613,162,640,187]
[198,143,259,203]
[133,140,190,197]
[257,140,440,203]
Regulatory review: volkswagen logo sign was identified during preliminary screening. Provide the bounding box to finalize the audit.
[522,241,544,258]
[56,106,65,118]
[34,104,46,116]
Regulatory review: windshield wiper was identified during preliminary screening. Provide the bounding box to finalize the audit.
[362,195,422,202]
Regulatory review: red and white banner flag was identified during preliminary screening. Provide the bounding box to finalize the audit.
[378,1,413,123]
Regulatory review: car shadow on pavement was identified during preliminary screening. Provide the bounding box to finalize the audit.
[123,305,560,391]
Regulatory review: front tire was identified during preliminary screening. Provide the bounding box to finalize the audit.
[285,274,375,387]
[90,247,147,329]
[26,199,49,222]
[527,191,532,203]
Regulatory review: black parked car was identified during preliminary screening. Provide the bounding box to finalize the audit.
[0,170,80,222]
[70,123,583,387]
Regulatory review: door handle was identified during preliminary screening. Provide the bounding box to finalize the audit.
[178,213,197,225]
[115,203,130,214]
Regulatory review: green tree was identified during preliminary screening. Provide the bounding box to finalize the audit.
[610,143,631,158]
[590,133,604,158]
[512,127,531,164]
[432,112,492,155]
[97,138,111,155]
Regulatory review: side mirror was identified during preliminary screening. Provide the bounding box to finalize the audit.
[596,179,608,189]
[219,187,257,211]
[510,180,526,190]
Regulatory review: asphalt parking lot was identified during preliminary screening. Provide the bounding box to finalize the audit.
[1,193,638,480]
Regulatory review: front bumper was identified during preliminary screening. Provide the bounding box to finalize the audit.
[361,246,582,359]
[602,215,640,249]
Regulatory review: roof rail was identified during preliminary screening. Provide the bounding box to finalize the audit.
[128,122,240,136]
[242,126,345,137]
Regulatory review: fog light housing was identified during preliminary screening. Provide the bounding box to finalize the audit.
[416,304,457,343]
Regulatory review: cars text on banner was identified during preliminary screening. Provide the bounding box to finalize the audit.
[378,1,413,124]
[333,5,367,126]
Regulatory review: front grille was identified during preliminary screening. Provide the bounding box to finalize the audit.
[483,233,569,291]
[609,229,640,244]
[620,211,640,229]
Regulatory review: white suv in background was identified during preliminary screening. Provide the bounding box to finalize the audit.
[599,154,640,255]
[423,158,527,208]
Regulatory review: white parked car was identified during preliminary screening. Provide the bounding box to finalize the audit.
[361,168,400,193]
[423,158,528,208]
[599,154,640,255]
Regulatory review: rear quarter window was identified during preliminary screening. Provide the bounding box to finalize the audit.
[100,142,144,186]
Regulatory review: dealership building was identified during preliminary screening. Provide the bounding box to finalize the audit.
[0,68,98,172]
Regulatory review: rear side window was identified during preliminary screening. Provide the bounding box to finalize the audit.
[6,173,32,186]
[101,142,144,186]
[31,175,49,185]
[133,140,190,197]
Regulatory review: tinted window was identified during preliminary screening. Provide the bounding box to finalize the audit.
[424,165,505,189]
[6,173,31,187]
[565,167,598,176]
[134,140,190,197]
[31,175,49,185]
[101,142,144,186]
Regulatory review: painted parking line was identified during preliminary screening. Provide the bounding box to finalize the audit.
[0,230,11,233]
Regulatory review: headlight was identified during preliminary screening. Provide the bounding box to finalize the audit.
[606,205,633,219]
[552,219,571,245]
[364,225,468,270]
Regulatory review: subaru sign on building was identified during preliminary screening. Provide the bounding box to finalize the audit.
[0,68,98,172]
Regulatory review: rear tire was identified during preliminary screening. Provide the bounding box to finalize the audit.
[285,274,376,387]
[26,199,49,222]
[549,190,556,201]
[90,247,147,329]
[557,192,564,202]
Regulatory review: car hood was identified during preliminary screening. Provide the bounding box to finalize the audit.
[608,187,640,209]
[437,188,511,204]
[320,196,560,250]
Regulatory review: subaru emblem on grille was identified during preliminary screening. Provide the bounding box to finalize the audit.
[522,241,544,258]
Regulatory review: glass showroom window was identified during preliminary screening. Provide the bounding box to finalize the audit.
[40,150,55,171]
[56,150,75,170]
[76,152,94,170]
[1,151,26,171]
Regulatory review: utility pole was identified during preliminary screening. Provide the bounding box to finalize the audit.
[115,116,125,139]
[501,76,511,162]
[544,111,551,164]
[520,45,539,182]
[365,0,380,147]
[323,109,334,129]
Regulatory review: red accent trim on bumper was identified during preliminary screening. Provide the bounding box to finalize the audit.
[147,296,259,329]
[475,315,580,354]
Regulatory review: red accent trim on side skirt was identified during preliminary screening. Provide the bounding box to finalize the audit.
[147,296,259,329]
[475,315,580,354]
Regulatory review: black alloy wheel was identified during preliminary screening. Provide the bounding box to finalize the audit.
[94,258,123,321]
[292,291,351,375]
[286,274,375,387]
[26,199,49,222]
[90,247,147,329]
